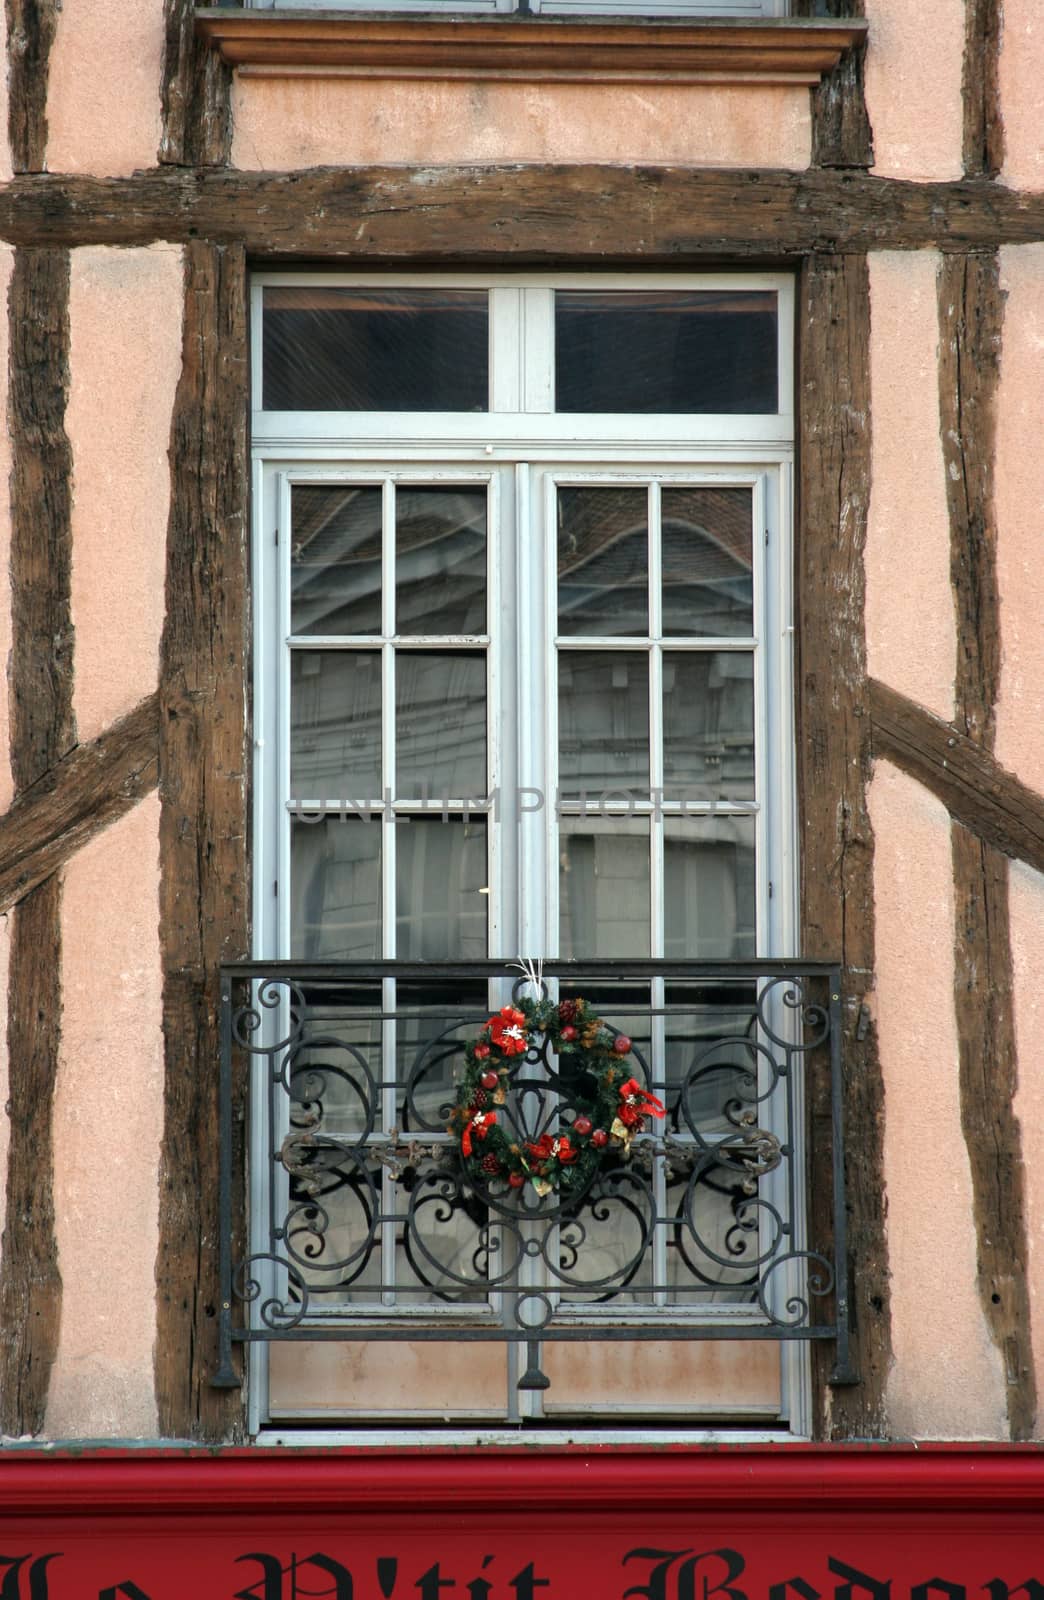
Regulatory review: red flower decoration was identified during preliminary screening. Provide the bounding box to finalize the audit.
[488,1007,529,1057]
[526,1132,578,1171]
[461,1108,497,1158]
[617,1076,665,1129]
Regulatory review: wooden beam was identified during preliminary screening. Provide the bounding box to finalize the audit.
[869,679,1044,874]
[0,167,1042,255]
[938,250,1034,1439]
[160,0,232,167]
[0,248,74,1435]
[5,0,58,173]
[0,694,159,914]
[794,0,873,170]
[156,241,249,1440]
[797,253,890,1436]
[963,0,1003,179]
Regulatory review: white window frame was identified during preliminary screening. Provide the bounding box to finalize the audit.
[250,270,804,1439]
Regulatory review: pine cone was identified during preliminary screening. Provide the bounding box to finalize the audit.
[557,999,579,1024]
[471,1088,488,1109]
[481,1153,500,1175]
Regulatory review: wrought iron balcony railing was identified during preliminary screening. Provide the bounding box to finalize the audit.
[215,959,851,1392]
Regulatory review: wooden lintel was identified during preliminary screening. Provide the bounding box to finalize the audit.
[1,166,1043,256]
[869,678,1044,875]
[195,11,866,85]
[0,693,160,915]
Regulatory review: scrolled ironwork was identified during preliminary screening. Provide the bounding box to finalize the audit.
[216,958,850,1395]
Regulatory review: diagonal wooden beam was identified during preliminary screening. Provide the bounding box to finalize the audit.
[869,677,1044,874]
[0,692,159,915]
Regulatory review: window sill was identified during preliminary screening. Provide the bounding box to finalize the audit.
[194,10,867,86]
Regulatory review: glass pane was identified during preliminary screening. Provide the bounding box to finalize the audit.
[558,652,649,798]
[559,817,650,958]
[661,487,754,638]
[396,651,486,801]
[291,817,381,959]
[555,291,777,414]
[396,487,487,635]
[291,650,381,803]
[557,486,648,637]
[664,816,756,958]
[263,287,488,412]
[396,817,488,960]
[663,651,754,802]
[291,484,382,637]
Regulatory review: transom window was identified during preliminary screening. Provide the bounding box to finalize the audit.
[250,273,800,1431]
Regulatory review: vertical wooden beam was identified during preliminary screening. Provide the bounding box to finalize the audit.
[938,252,1033,1439]
[798,252,890,1437]
[159,0,233,168]
[155,241,249,1440]
[0,248,74,1433]
[792,0,873,170]
[5,0,58,173]
[962,0,1004,180]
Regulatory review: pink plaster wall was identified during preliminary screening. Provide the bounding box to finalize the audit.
[68,246,183,744]
[0,245,14,815]
[865,251,955,721]
[863,0,963,181]
[45,796,163,1439]
[1000,0,1044,192]
[231,79,810,169]
[995,245,1044,793]
[869,760,1007,1438]
[46,0,163,177]
[1010,861,1044,1435]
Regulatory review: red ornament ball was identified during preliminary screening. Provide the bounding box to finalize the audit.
[612,1034,632,1055]
[573,1115,592,1137]
[508,1171,526,1189]
[480,1070,499,1090]
[474,1043,491,1060]
[561,1024,578,1042]
[590,1128,609,1149]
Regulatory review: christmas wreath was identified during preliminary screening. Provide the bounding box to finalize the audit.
[449,995,665,1198]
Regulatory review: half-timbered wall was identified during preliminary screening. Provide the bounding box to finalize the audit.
[0,0,1041,1444]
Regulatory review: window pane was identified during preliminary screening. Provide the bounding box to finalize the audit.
[396,817,488,959]
[557,485,648,637]
[663,651,754,801]
[661,486,753,637]
[263,288,489,412]
[396,486,487,635]
[555,291,777,414]
[558,652,650,797]
[664,816,755,958]
[291,484,382,637]
[396,651,486,801]
[291,650,381,803]
[291,817,381,959]
[559,817,650,958]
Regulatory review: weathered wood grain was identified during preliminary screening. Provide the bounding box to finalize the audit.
[156,241,249,1439]
[870,680,1044,874]
[940,253,1004,748]
[797,253,890,1437]
[938,250,1032,1438]
[160,0,232,168]
[0,694,159,914]
[793,0,873,170]
[5,0,58,173]
[963,0,1003,179]
[0,167,1041,255]
[0,248,74,1434]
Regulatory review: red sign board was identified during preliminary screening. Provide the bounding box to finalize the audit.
[2,1448,1043,1600]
